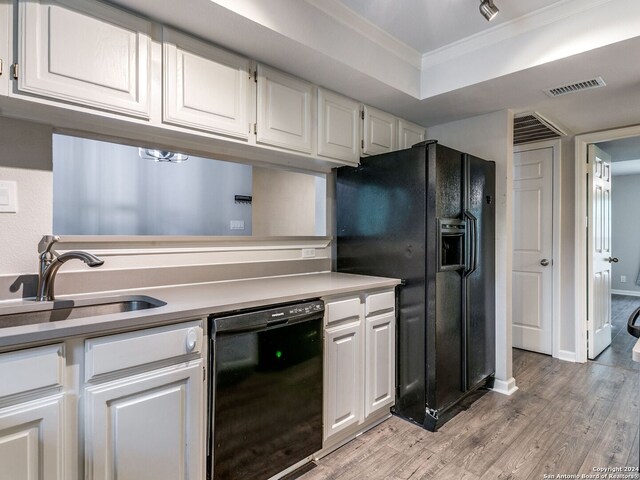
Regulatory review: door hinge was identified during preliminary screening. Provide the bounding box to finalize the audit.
[253,123,257,135]
[361,109,365,120]
[253,70,257,83]
[11,63,18,80]
[0,59,3,76]
[203,366,206,381]
[361,139,365,149]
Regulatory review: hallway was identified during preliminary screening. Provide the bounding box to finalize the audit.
[593,294,640,371]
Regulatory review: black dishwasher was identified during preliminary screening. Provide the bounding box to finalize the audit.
[208,300,324,480]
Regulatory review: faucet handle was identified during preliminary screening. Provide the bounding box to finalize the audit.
[38,235,60,256]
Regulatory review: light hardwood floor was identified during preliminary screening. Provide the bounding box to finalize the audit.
[300,348,639,480]
[594,294,640,371]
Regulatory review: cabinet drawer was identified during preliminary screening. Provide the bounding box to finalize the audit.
[325,297,361,326]
[365,291,395,317]
[0,344,64,400]
[85,321,203,382]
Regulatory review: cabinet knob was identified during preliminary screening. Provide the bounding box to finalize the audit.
[185,329,198,352]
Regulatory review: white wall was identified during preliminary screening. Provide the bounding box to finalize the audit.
[559,137,576,353]
[0,117,53,277]
[611,174,640,293]
[53,135,253,236]
[427,109,516,393]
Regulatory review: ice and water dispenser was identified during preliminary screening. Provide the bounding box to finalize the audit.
[438,218,466,271]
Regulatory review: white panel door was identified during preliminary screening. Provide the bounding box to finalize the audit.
[324,320,362,443]
[364,312,395,418]
[317,88,360,163]
[256,65,313,153]
[512,145,554,354]
[17,0,151,117]
[0,396,64,480]
[398,119,425,149]
[163,28,250,139]
[588,144,613,359]
[362,106,396,156]
[84,362,203,480]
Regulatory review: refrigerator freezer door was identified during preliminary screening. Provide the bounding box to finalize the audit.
[336,146,428,424]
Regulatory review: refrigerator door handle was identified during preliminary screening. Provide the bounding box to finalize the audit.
[463,210,478,277]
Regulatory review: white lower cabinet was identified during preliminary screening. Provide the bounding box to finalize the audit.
[324,320,363,440]
[323,289,396,447]
[0,395,65,480]
[84,361,203,480]
[364,312,395,418]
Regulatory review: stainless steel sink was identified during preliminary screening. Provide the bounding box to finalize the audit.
[0,296,166,329]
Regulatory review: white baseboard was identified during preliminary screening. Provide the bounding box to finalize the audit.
[612,289,640,297]
[557,350,577,362]
[491,377,518,396]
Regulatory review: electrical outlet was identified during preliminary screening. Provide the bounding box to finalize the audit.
[230,220,245,230]
[302,248,316,258]
[621,275,627,283]
[0,180,18,213]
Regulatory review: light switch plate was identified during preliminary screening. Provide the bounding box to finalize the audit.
[0,181,17,213]
[230,220,245,230]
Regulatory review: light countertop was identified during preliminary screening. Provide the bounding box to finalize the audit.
[0,272,400,349]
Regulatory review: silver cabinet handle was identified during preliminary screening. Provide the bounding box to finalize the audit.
[540,259,550,267]
[608,257,619,263]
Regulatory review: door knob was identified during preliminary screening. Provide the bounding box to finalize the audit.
[608,257,619,263]
[540,259,550,267]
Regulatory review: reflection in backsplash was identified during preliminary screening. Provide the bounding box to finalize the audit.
[53,135,326,236]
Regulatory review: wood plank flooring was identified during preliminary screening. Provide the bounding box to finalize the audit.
[593,294,640,371]
[300,346,640,480]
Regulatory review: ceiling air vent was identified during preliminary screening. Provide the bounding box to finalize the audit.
[514,112,566,145]
[543,76,606,97]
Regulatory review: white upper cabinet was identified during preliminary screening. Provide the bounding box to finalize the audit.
[317,88,360,164]
[257,65,314,154]
[362,106,397,156]
[398,119,425,150]
[163,28,251,139]
[17,0,151,117]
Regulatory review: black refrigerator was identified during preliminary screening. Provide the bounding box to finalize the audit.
[336,140,495,431]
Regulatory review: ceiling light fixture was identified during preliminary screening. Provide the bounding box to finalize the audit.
[138,148,189,163]
[479,0,499,21]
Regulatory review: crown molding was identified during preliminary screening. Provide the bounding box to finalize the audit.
[421,0,614,69]
[304,0,422,69]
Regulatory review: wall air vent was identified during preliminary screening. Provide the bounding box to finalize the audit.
[543,76,606,97]
[514,112,567,145]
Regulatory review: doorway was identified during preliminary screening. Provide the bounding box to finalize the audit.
[587,137,640,367]
[512,140,561,357]
[574,126,640,363]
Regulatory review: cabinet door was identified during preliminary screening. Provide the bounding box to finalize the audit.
[324,321,363,443]
[17,0,151,117]
[84,362,203,480]
[398,119,425,150]
[317,88,360,163]
[365,312,395,418]
[0,396,64,480]
[257,65,313,153]
[163,28,250,139]
[362,106,396,156]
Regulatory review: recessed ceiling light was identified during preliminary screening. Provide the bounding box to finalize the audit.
[479,0,499,21]
[138,148,189,163]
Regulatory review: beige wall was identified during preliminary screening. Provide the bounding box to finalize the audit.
[0,117,53,277]
[428,109,516,390]
[252,167,317,236]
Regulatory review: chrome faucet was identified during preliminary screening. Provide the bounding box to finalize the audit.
[36,235,104,301]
